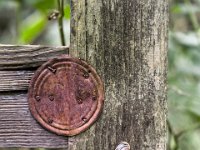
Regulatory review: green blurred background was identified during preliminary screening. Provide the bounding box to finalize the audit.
[0,0,70,46]
[169,0,200,149]
[1,0,200,150]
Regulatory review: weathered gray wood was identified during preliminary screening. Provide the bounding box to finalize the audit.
[0,45,70,148]
[0,45,68,70]
[69,0,168,150]
[0,93,68,148]
[0,71,33,92]
[0,45,69,91]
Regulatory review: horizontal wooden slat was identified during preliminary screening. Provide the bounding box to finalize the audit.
[0,92,68,148]
[0,45,69,70]
[0,71,33,92]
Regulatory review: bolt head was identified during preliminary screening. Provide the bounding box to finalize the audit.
[35,96,40,102]
[49,95,54,101]
[92,96,97,101]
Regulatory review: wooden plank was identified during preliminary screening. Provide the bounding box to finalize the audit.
[0,71,33,92]
[0,45,70,148]
[0,45,69,70]
[69,0,168,150]
[0,45,69,91]
[0,92,68,148]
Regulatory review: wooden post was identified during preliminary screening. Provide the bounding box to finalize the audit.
[0,0,168,149]
[70,0,168,149]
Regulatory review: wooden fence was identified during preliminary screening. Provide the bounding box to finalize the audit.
[0,0,168,149]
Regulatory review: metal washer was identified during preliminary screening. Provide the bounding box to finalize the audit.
[28,55,104,136]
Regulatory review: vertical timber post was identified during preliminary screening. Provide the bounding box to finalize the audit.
[70,0,168,149]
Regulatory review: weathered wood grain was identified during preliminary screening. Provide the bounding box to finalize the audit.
[69,0,168,149]
[0,71,33,92]
[0,45,69,70]
[0,93,68,148]
[0,45,70,148]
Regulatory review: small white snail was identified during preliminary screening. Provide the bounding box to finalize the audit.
[115,141,130,150]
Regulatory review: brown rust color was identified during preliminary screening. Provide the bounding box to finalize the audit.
[28,55,104,136]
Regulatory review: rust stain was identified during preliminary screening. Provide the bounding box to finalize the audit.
[28,55,104,136]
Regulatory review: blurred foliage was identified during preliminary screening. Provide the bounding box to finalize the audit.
[168,0,200,150]
[0,0,70,45]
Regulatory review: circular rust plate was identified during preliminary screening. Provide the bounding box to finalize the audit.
[28,55,104,136]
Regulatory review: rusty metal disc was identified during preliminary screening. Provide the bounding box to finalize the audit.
[28,55,104,136]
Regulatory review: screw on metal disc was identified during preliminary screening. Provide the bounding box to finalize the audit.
[28,55,104,136]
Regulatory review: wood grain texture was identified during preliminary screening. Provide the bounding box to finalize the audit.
[70,0,168,150]
[0,45,69,148]
[0,45,69,70]
[0,45,68,91]
[0,93,68,148]
[0,71,33,92]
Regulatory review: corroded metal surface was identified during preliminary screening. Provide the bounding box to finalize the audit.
[28,55,104,136]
